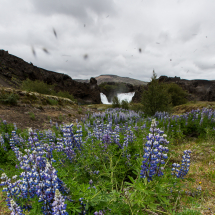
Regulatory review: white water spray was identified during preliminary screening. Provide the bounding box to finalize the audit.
[117,92,135,103]
[100,92,135,104]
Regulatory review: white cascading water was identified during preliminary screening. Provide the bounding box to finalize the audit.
[100,93,112,104]
[117,92,135,103]
[100,92,135,104]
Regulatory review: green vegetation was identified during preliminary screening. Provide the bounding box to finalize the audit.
[21,79,76,102]
[78,107,83,114]
[0,107,214,214]
[112,96,121,108]
[121,100,129,110]
[47,98,58,106]
[99,82,127,94]
[141,71,188,116]
[29,112,36,121]
[112,96,130,109]
[165,82,188,106]
[0,90,19,106]
[21,78,56,95]
[141,70,171,116]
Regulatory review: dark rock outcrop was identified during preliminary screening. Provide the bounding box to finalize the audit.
[132,85,146,103]
[158,75,215,101]
[131,75,215,103]
[0,49,101,104]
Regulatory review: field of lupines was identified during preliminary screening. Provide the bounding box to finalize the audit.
[0,107,214,214]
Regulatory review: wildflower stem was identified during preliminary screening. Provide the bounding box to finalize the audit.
[173,192,181,212]
[90,190,101,200]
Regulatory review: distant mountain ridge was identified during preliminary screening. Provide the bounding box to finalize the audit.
[75,75,148,86]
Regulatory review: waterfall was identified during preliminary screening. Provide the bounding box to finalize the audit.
[100,93,112,104]
[100,92,135,104]
[117,92,135,103]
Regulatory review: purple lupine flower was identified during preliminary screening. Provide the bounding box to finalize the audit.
[7,198,24,215]
[51,189,68,215]
[140,119,169,182]
[171,150,191,179]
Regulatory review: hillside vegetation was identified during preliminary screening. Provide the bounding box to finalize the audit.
[0,73,214,214]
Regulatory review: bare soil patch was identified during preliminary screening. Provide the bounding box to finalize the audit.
[0,104,94,130]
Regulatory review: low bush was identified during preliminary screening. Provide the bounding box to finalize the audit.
[21,79,55,95]
[21,79,76,103]
[56,91,76,101]
[112,96,121,108]
[121,100,129,110]
[165,82,188,106]
[47,98,58,105]
[0,91,19,106]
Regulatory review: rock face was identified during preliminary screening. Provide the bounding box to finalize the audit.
[132,85,146,103]
[0,49,101,104]
[131,75,215,103]
[158,76,215,101]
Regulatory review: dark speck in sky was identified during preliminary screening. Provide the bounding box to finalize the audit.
[156,42,160,44]
[31,46,36,57]
[53,28,57,38]
[84,54,88,59]
[42,48,49,54]
[84,24,86,27]
[139,48,141,53]
[170,59,172,61]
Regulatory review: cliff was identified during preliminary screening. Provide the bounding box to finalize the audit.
[158,76,215,101]
[0,49,101,104]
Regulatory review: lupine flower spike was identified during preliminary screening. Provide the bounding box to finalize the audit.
[140,119,169,182]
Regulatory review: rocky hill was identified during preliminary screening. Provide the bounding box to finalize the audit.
[0,49,101,104]
[158,76,215,101]
[75,74,148,86]
[132,75,215,103]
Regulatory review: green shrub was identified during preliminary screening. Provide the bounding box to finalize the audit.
[112,96,120,108]
[129,103,144,112]
[99,82,127,94]
[56,91,76,101]
[21,79,76,103]
[47,98,58,105]
[0,91,19,106]
[165,83,188,106]
[121,100,129,110]
[141,70,171,116]
[21,79,56,95]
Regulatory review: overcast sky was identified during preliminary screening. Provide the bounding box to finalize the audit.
[1,0,215,82]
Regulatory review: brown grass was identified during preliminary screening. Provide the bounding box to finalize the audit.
[169,140,215,214]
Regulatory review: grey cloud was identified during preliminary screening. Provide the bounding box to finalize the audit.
[31,0,116,24]
[177,23,201,42]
